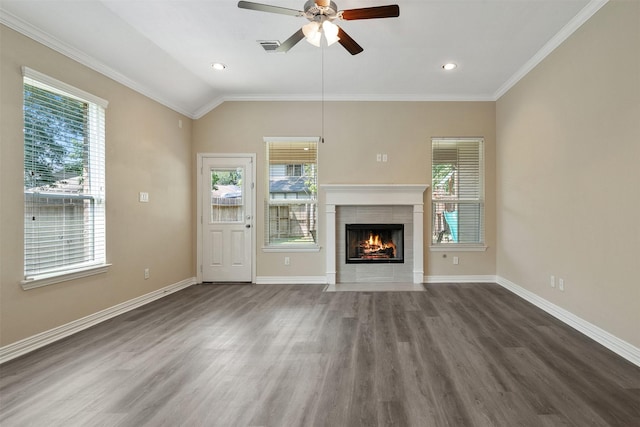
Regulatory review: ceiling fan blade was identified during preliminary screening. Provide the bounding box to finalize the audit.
[341,5,400,20]
[337,27,363,55]
[237,1,303,17]
[276,28,305,53]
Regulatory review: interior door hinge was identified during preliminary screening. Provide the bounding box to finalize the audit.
[251,182,255,189]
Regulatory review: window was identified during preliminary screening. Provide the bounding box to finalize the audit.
[265,137,318,247]
[23,67,108,287]
[210,168,243,223]
[286,164,303,177]
[431,138,484,246]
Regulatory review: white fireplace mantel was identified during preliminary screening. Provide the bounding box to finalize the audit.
[321,184,429,285]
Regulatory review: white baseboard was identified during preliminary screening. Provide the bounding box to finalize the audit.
[425,275,497,283]
[0,277,197,364]
[496,276,640,367]
[255,276,327,285]
[5,274,637,368]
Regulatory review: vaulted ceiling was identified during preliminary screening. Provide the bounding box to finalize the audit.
[0,0,606,118]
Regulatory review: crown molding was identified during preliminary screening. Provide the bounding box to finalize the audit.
[0,9,194,118]
[3,0,609,119]
[493,0,609,100]
[193,92,495,118]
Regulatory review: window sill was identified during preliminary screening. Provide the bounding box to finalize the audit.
[21,263,112,290]
[429,245,487,252]
[262,245,321,253]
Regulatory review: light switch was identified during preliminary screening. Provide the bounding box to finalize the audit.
[139,192,149,203]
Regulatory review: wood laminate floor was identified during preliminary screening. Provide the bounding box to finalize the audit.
[1,283,638,426]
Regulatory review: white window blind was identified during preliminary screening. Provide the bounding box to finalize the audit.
[23,67,107,281]
[265,137,319,247]
[431,138,484,245]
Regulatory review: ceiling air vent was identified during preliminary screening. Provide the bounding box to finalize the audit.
[258,40,281,52]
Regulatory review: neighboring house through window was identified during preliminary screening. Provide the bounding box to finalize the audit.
[22,67,108,287]
[265,137,318,247]
[431,137,484,246]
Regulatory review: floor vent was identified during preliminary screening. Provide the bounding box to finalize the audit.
[258,40,281,52]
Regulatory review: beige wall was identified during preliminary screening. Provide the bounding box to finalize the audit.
[496,0,640,347]
[0,26,194,346]
[193,100,497,279]
[1,0,635,357]
[3,1,636,355]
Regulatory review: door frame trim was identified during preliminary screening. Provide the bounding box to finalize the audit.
[196,153,257,284]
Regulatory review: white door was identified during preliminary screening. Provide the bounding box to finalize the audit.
[201,156,253,282]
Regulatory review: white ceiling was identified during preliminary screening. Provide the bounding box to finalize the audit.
[0,0,606,118]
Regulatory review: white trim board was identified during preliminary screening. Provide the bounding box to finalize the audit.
[425,275,497,283]
[0,277,196,364]
[496,276,640,368]
[426,274,639,367]
[4,274,636,368]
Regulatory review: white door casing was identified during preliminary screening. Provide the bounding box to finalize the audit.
[199,155,255,283]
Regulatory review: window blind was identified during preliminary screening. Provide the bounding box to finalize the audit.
[23,68,107,278]
[431,138,484,245]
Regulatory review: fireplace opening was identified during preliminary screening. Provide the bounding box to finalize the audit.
[346,224,404,264]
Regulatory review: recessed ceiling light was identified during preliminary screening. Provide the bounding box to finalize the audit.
[442,63,457,71]
[212,62,227,71]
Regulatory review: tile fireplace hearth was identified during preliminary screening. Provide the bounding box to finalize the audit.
[321,184,428,285]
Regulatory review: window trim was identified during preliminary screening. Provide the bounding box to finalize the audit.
[21,263,112,290]
[22,67,108,108]
[21,67,109,289]
[264,136,320,251]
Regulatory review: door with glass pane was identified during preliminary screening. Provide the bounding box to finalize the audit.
[202,156,253,282]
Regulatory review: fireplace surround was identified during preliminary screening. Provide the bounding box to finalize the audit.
[322,184,428,284]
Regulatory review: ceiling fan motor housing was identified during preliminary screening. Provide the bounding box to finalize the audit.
[237,0,399,55]
[304,0,338,22]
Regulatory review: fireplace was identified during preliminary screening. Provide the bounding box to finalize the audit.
[346,224,404,264]
[321,184,428,284]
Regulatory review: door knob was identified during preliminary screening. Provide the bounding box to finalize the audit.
[245,224,251,228]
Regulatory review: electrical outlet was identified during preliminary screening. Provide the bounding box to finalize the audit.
[284,256,290,266]
[453,256,459,265]
[559,278,564,291]
[144,268,150,279]
[550,275,555,288]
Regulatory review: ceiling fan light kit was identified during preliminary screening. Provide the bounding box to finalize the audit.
[322,20,340,46]
[238,0,400,55]
[302,21,322,46]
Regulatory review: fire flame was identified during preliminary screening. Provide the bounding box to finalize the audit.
[362,232,396,257]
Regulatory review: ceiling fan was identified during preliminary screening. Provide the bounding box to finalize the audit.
[237,0,400,55]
